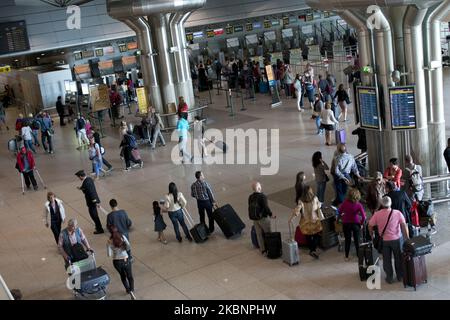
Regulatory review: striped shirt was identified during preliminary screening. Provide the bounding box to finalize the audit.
[191,180,215,202]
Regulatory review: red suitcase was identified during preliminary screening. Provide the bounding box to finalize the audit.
[402,253,427,290]
[295,225,308,247]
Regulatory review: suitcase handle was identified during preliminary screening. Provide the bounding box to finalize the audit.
[182,208,195,228]
[288,221,295,241]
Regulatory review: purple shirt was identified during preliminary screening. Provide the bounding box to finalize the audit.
[338,200,366,224]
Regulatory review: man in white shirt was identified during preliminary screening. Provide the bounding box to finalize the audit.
[21,121,36,153]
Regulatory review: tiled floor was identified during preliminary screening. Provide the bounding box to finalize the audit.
[1,72,450,300]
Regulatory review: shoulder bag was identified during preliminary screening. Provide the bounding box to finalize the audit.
[373,209,394,254]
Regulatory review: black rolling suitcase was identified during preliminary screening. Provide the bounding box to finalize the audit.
[358,242,375,281]
[264,219,282,259]
[402,253,427,290]
[80,267,110,294]
[403,235,433,257]
[183,208,208,243]
[212,204,245,239]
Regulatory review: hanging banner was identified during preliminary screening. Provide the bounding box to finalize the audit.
[206,29,215,38]
[136,87,149,114]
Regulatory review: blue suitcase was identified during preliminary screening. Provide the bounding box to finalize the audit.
[259,81,269,94]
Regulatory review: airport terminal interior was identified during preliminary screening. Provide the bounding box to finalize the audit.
[1,0,450,300]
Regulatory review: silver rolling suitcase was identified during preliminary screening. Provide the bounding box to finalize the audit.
[282,222,299,266]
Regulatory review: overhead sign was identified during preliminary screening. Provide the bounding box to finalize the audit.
[253,22,262,29]
[193,31,204,39]
[81,50,94,59]
[272,20,280,26]
[74,51,82,60]
[282,28,293,38]
[390,86,417,130]
[357,86,380,130]
[264,20,272,28]
[246,23,253,32]
[206,29,215,38]
[245,34,258,45]
[234,25,243,33]
[95,48,104,57]
[302,25,313,34]
[186,32,194,41]
[103,46,115,55]
[74,64,90,74]
[306,13,314,21]
[0,65,11,73]
[226,38,239,48]
[283,17,289,26]
[118,44,127,53]
[81,83,89,95]
[225,25,233,34]
[214,28,224,36]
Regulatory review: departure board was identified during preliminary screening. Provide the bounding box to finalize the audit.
[0,21,30,55]
[389,86,417,130]
[357,86,380,130]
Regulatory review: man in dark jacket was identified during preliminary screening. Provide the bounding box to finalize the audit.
[75,170,104,234]
[385,181,412,225]
[248,182,276,255]
[351,127,367,153]
[106,198,132,239]
[56,96,65,126]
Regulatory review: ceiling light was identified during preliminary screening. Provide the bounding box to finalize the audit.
[61,52,65,54]
[36,57,40,60]
[14,59,19,62]
[41,53,45,56]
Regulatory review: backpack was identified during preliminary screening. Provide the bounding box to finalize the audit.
[31,119,40,130]
[248,194,263,221]
[77,118,85,130]
[127,134,137,149]
[408,165,423,192]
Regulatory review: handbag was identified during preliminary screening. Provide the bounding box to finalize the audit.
[373,209,394,254]
[47,128,54,136]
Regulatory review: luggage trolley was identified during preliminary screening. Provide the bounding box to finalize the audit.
[68,251,110,300]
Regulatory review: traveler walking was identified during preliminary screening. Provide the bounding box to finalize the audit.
[293,74,304,112]
[163,182,193,243]
[338,188,366,260]
[193,116,207,158]
[120,130,143,171]
[21,120,36,153]
[75,170,104,234]
[248,182,276,255]
[106,199,132,240]
[107,227,136,300]
[16,146,38,191]
[38,112,54,154]
[369,196,409,284]
[148,107,165,150]
[75,114,89,149]
[334,84,350,122]
[312,151,330,204]
[0,100,9,130]
[290,186,324,259]
[91,127,113,171]
[43,192,66,244]
[177,114,191,164]
[56,96,65,126]
[403,155,424,201]
[88,136,104,180]
[191,171,216,234]
[320,102,339,146]
[58,218,93,268]
[312,94,324,135]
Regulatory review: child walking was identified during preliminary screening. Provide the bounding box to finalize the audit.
[153,201,167,244]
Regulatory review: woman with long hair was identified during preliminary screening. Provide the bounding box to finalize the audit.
[290,186,324,259]
[312,151,329,204]
[107,227,135,299]
[334,84,350,122]
[163,182,192,243]
[320,102,339,146]
[293,74,304,112]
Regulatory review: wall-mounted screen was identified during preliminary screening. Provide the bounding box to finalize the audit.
[226,37,239,48]
[264,31,276,41]
[69,81,77,93]
[245,34,258,45]
[64,80,71,92]
[0,21,30,55]
[282,28,293,38]
[193,31,204,39]
[357,86,380,130]
[389,86,417,130]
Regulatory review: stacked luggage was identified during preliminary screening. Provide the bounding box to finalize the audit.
[402,235,433,290]
[69,252,110,299]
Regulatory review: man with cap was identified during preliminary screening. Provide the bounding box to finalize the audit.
[75,170,104,234]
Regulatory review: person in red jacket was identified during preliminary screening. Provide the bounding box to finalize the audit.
[177,96,188,120]
[16,146,38,190]
[383,158,402,190]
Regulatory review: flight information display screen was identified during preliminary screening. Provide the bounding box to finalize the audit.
[357,86,380,130]
[389,86,417,130]
[0,21,30,55]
